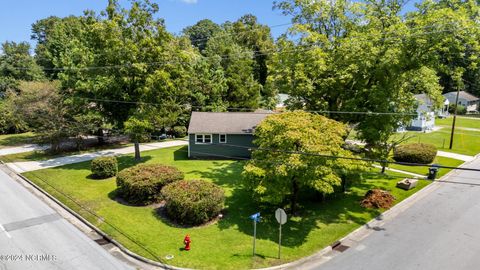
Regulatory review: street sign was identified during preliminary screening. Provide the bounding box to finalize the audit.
[275,208,287,225]
[250,212,261,222]
[250,212,261,256]
[275,208,287,259]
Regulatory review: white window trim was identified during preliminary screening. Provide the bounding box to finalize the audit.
[219,134,227,144]
[195,134,213,144]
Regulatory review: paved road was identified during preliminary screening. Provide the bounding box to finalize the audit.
[305,157,480,270]
[0,168,133,270]
[4,140,188,173]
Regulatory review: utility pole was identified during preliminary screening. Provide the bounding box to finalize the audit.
[449,87,461,150]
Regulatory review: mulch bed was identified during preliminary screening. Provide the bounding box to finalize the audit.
[360,189,396,209]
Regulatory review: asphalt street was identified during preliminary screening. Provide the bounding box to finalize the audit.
[0,168,133,270]
[308,157,480,270]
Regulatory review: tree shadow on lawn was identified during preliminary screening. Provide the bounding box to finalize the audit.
[187,162,385,249]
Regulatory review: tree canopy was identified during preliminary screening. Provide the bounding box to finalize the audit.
[243,111,366,213]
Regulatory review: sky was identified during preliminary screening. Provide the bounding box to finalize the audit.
[0,0,292,49]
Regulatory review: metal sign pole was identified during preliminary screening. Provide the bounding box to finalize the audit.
[278,216,282,259]
[253,220,257,256]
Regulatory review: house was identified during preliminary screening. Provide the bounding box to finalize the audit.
[408,94,436,131]
[276,93,290,110]
[187,111,272,159]
[443,91,479,113]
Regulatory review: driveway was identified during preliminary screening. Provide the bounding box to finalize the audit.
[301,157,480,270]
[0,168,133,270]
[4,140,188,173]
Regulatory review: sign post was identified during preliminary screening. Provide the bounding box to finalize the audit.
[275,208,287,259]
[249,212,261,256]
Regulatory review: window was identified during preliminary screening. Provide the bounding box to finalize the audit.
[195,134,212,144]
[219,134,227,143]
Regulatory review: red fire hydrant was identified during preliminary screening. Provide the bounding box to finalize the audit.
[184,234,191,251]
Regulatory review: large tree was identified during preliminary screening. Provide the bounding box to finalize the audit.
[183,19,222,54]
[243,111,366,214]
[270,0,444,148]
[0,42,44,93]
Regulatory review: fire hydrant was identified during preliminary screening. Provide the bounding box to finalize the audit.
[184,234,191,251]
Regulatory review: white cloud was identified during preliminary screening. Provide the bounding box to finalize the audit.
[180,0,198,4]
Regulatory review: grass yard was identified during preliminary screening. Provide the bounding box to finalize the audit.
[392,128,480,156]
[0,132,38,149]
[23,146,430,269]
[436,116,480,129]
[386,156,464,178]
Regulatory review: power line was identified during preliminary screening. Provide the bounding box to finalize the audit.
[9,23,479,72]
[75,97,419,116]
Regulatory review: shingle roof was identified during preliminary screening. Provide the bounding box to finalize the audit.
[444,91,479,101]
[188,112,273,134]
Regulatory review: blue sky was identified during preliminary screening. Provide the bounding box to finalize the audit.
[0,0,291,48]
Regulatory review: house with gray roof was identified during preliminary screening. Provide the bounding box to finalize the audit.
[187,111,272,159]
[443,91,479,113]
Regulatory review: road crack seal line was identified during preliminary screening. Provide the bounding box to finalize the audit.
[3,213,60,232]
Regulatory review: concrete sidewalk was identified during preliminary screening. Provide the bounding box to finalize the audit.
[5,140,188,173]
[437,150,474,162]
[372,164,425,178]
[0,144,49,156]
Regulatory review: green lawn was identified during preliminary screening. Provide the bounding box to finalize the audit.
[22,145,431,269]
[0,132,38,149]
[436,116,480,129]
[386,156,464,178]
[392,128,480,156]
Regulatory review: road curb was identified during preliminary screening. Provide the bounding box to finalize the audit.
[0,160,191,270]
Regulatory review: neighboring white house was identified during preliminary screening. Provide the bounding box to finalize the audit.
[408,94,436,131]
[443,91,479,113]
[276,93,290,110]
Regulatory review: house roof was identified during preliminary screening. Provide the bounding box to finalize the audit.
[188,111,273,134]
[414,93,431,104]
[444,91,479,101]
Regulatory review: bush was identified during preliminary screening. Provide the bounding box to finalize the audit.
[91,156,118,178]
[173,126,187,138]
[116,164,184,205]
[448,104,467,115]
[162,180,225,225]
[393,143,437,164]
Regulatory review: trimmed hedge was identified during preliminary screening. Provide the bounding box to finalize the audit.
[393,143,437,164]
[116,164,184,205]
[91,156,118,179]
[162,180,225,226]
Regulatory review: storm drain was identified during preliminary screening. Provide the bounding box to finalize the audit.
[331,241,350,253]
[94,237,111,246]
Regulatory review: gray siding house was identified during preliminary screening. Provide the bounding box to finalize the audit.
[187,112,271,159]
[443,91,479,113]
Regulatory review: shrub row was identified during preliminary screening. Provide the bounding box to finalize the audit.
[91,156,118,179]
[393,143,437,164]
[116,164,184,205]
[162,179,225,226]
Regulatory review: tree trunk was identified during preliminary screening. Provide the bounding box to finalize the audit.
[290,178,299,215]
[381,163,386,174]
[96,128,105,145]
[134,141,141,162]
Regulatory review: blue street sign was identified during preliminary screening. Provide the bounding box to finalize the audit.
[250,212,261,222]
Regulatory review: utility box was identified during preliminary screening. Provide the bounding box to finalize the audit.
[396,178,418,190]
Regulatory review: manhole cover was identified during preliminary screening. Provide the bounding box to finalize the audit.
[94,238,110,246]
[333,244,350,252]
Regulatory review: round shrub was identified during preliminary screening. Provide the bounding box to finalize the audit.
[162,180,225,226]
[91,156,118,179]
[116,164,184,205]
[393,143,437,164]
[173,126,187,138]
